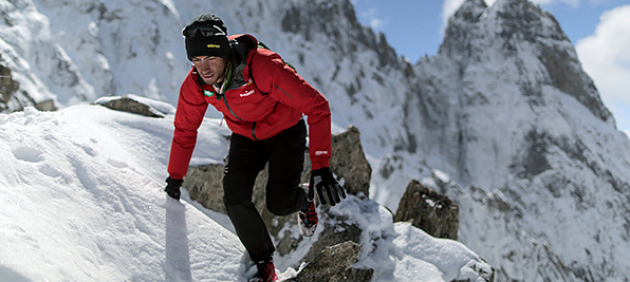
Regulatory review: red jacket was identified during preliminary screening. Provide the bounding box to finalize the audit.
[168,34,332,180]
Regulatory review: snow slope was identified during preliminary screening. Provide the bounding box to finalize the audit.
[3,0,629,280]
[0,105,491,281]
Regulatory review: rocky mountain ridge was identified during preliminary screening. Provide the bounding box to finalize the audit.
[399,0,630,281]
[1,0,630,281]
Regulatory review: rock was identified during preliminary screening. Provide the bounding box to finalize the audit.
[394,179,459,240]
[183,125,373,268]
[183,125,372,224]
[276,213,363,261]
[97,95,164,118]
[34,99,56,112]
[0,62,19,105]
[300,125,372,197]
[1,61,56,112]
[290,241,373,282]
[330,125,372,197]
[184,163,226,213]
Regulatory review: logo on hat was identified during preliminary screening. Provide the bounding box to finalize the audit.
[207,43,221,49]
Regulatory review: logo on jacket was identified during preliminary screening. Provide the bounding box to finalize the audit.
[315,151,329,156]
[240,90,255,97]
[203,90,214,97]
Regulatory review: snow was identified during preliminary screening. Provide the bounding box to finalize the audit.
[4,0,626,279]
[0,105,490,281]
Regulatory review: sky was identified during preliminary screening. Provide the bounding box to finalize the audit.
[352,0,630,133]
[0,100,492,281]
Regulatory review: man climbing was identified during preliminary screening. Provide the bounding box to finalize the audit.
[163,14,346,282]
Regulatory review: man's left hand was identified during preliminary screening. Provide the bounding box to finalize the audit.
[310,167,346,206]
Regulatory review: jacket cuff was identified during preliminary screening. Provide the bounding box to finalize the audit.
[168,173,185,180]
[311,159,330,171]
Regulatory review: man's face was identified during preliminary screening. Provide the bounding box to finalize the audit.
[192,56,227,85]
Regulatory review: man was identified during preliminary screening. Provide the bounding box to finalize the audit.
[164,14,346,282]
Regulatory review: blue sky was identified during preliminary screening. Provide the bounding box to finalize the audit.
[352,0,630,132]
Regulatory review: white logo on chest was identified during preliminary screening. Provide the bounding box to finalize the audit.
[240,90,255,97]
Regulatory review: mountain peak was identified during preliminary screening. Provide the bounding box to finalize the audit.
[440,0,612,123]
[454,0,488,23]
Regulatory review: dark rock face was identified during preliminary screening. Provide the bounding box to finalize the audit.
[394,179,459,240]
[280,0,400,70]
[331,126,372,196]
[182,126,374,274]
[184,163,226,213]
[183,125,372,216]
[0,62,19,105]
[97,95,164,118]
[1,59,55,112]
[280,212,363,262]
[316,125,372,197]
[288,241,373,282]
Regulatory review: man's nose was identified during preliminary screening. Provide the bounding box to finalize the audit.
[198,61,210,72]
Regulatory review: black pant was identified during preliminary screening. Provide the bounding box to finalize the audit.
[223,119,310,263]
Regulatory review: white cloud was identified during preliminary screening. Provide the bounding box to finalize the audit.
[359,7,378,18]
[576,5,630,129]
[370,18,387,30]
[358,7,387,31]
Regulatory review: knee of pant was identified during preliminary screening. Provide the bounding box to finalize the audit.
[223,187,252,206]
[223,183,252,207]
[266,198,293,216]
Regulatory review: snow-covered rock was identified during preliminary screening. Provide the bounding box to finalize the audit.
[1,0,629,280]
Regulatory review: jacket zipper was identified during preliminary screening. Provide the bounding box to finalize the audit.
[251,122,258,141]
[200,62,258,141]
[216,94,240,119]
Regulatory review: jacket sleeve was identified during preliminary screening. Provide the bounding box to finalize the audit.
[167,72,208,179]
[249,49,332,170]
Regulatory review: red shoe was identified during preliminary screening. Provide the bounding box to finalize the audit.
[248,260,278,282]
[298,198,318,236]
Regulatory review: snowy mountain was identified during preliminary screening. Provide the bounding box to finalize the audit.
[393,0,630,281]
[0,105,492,281]
[1,0,629,281]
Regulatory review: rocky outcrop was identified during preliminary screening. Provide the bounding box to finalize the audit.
[302,125,372,197]
[288,241,373,282]
[183,125,372,266]
[0,58,55,112]
[0,61,19,107]
[394,179,459,240]
[95,94,165,118]
[330,126,372,196]
[276,208,363,261]
[280,0,402,71]
[183,125,371,216]
[184,163,226,213]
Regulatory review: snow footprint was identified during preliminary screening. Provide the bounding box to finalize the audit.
[12,147,43,163]
[107,158,128,169]
[13,147,70,181]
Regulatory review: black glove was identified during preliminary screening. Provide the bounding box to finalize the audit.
[310,167,346,206]
[164,177,183,200]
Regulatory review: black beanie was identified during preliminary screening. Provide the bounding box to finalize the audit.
[183,14,231,60]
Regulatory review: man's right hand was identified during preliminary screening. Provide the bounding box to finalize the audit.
[310,167,346,206]
[164,177,183,200]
